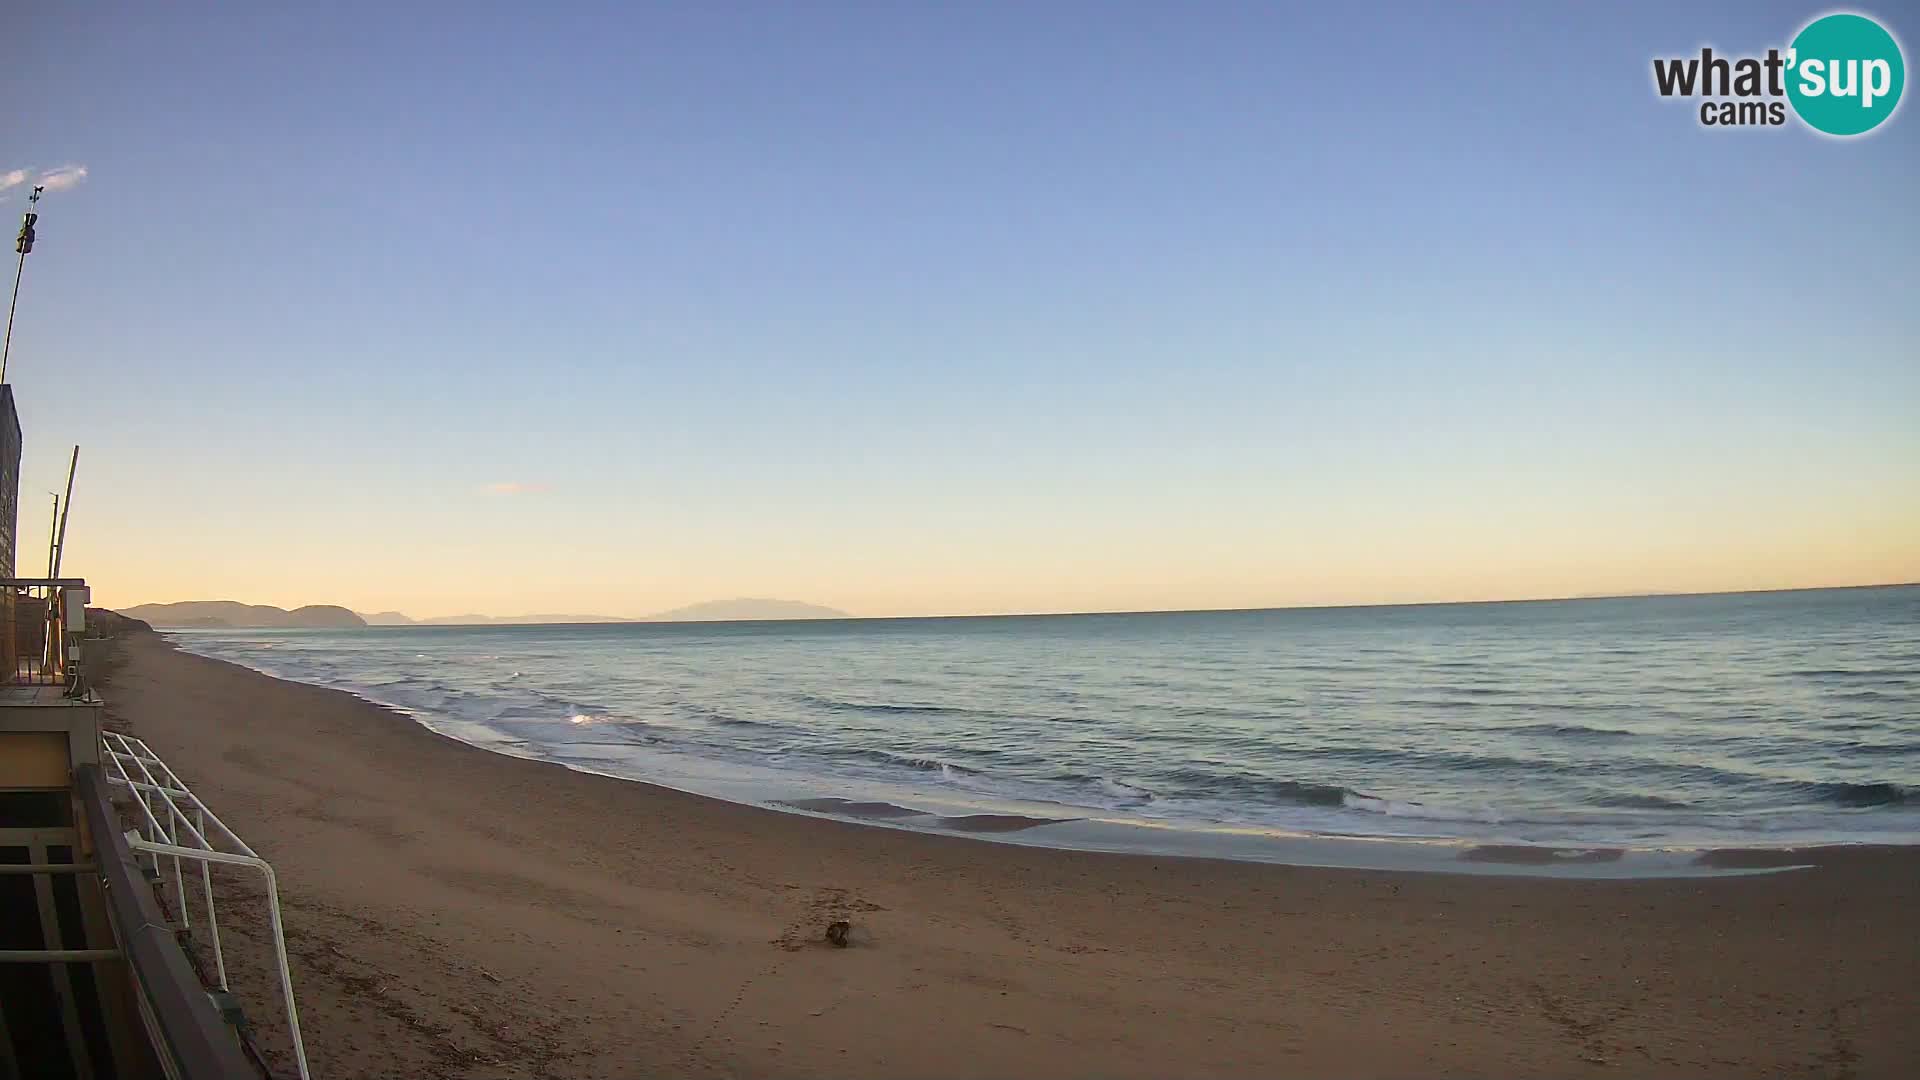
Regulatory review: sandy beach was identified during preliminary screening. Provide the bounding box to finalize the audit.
[93,630,1918,1079]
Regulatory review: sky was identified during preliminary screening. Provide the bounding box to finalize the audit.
[2,2,1916,619]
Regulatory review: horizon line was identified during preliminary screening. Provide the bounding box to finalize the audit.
[118,580,1918,628]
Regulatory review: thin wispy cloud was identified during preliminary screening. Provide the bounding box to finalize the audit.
[480,481,549,496]
[1,165,90,195]
[37,165,89,192]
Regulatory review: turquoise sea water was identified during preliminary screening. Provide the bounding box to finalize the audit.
[172,586,1920,855]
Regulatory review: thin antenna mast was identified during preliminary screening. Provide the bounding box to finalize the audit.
[45,493,59,577]
[51,446,77,578]
[2,185,44,384]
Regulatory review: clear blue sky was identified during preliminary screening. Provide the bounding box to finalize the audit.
[4,2,1915,617]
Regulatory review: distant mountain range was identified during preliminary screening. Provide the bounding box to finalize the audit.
[117,601,367,629]
[114,598,849,628]
[645,598,849,622]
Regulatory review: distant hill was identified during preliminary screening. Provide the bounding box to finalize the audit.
[644,598,850,622]
[119,597,847,630]
[117,601,367,629]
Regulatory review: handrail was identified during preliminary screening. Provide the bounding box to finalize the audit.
[76,766,259,1080]
[101,732,311,1080]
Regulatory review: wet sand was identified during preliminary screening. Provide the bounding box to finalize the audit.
[96,630,1919,1078]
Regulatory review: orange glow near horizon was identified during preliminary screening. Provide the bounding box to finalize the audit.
[56,485,1920,620]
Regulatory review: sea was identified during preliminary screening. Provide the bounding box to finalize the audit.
[170,586,1920,870]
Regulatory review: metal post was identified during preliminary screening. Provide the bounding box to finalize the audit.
[30,840,97,1080]
[196,806,227,990]
[49,448,79,680]
[52,446,77,577]
[0,246,25,385]
[1,185,42,385]
[45,494,58,577]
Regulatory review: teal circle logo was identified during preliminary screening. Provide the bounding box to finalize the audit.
[1786,13,1905,136]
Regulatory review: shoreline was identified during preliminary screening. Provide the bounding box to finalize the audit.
[167,630,1918,874]
[96,629,1920,1078]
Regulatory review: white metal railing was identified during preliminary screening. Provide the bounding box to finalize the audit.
[101,731,311,1080]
